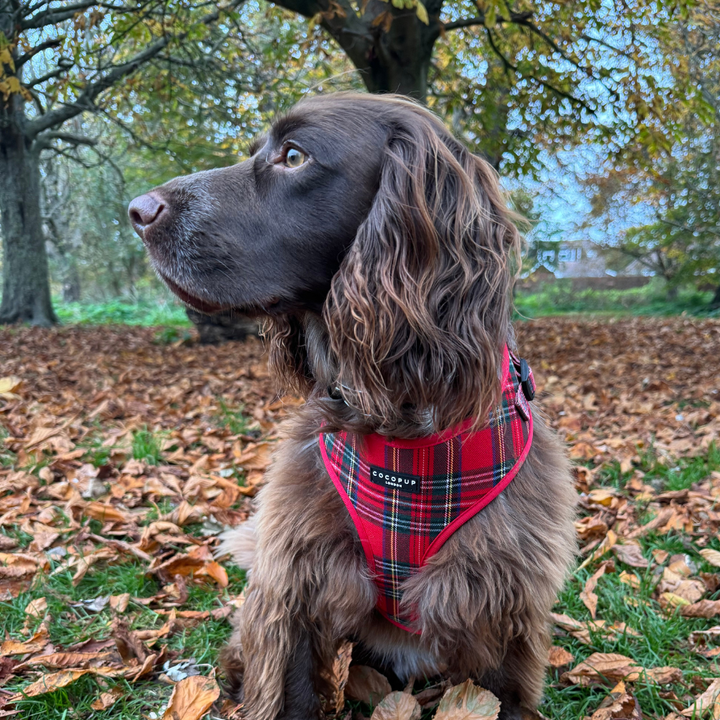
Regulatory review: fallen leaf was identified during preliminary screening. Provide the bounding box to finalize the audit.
[322,641,354,714]
[24,597,47,618]
[346,665,393,706]
[15,651,120,671]
[83,502,129,524]
[612,543,649,568]
[578,530,617,570]
[681,600,720,618]
[371,691,421,720]
[581,562,612,619]
[589,681,642,720]
[91,688,123,711]
[0,626,49,656]
[680,678,720,717]
[10,669,89,699]
[110,593,130,612]
[548,646,574,668]
[434,681,501,720]
[561,653,681,687]
[0,375,22,398]
[161,675,221,720]
[700,549,720,568]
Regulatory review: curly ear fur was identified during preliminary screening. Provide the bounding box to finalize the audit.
[323,103,521,434]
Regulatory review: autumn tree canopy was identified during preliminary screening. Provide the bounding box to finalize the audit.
[0,0,244,326]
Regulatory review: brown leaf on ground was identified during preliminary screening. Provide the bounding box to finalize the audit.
[434,681,501,720]
[700,550,720,568]
[370,692,421,720]
[612,543,649,569]
[588,681,642,720]
[578,530,617,570]
[10,669,89,699]
[161,675,221,720]
[90,687,123,711]
[548,646,574,669]
[681,600,720,618]
[581,562,612,619]
[561,653,681,687]
[15,651,121,672]
[0,626,49,657]
[680,678,720,717]
[82,502,129,524]
[346,666,393,706]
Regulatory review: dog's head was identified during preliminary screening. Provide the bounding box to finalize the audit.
[129,92,521,434]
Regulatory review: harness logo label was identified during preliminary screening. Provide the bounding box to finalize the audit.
[369,465,422,493]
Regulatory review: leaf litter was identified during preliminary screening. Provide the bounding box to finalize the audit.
[0,317,719,718]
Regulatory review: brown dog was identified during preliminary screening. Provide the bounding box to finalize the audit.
[129,93,577,720]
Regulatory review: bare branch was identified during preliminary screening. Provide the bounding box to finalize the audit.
[17,37,64,67]
[27,66,70,87]
[443,10,532,31]
[20,1,134,30]
[34,131,99,151]
[24,0,244,139]
[483,27,595,114]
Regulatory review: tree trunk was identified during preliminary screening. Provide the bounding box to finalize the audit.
[0,126,57,326]
[316,0,440,102]
[62,260,82,303]
[360,8,436,99]
[710,284,720,310]
[186,308,260,344]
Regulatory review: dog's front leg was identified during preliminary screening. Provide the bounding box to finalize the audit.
[223,582,321,720]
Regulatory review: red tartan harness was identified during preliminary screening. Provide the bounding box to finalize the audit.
[319,346,535,632]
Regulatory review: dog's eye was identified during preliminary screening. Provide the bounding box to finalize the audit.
[284,147,307,168]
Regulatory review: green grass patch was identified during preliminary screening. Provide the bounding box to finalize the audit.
[515,279,718,319]
[54,299,191,327]
[214,399,252,436]
[4,554,245,718]
[597,443,720,494]
[0,423,17,469]
[131,427,164,465]
[541,545,717,719]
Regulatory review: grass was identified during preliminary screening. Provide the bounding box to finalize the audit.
[131,427,165,465]
[54,299,191,327]
[3,554,245,719]
[0,423,17,468]
[539,446,720,719]
[3,449,719,717]
[515,279,719,319]
[598,442,720,494]
[215,400,253,436]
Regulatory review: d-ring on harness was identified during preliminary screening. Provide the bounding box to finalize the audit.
[319,346,536,632]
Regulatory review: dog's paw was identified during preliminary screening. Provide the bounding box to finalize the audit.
[215,515,257,569]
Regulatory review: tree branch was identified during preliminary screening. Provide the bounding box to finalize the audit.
[443,10,531,31]
[24,0,244,139]
[27,66,71,88]
[20,1,133,29]
[484,26,595,114]
[34,131,98,151]
[16,37,64,67]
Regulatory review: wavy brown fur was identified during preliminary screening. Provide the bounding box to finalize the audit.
[131,92,577,720]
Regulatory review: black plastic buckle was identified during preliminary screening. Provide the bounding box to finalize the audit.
[519,358,535,402]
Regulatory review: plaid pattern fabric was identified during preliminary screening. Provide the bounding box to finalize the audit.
[319,346,535,632]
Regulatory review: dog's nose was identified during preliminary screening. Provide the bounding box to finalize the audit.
[128,193,166,239]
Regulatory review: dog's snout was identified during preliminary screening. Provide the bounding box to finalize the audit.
[128,193,166,239]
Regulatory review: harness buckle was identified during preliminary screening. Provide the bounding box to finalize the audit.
[519,358,535,402]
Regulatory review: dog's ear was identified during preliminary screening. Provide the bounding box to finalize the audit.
[323,108,522,433]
